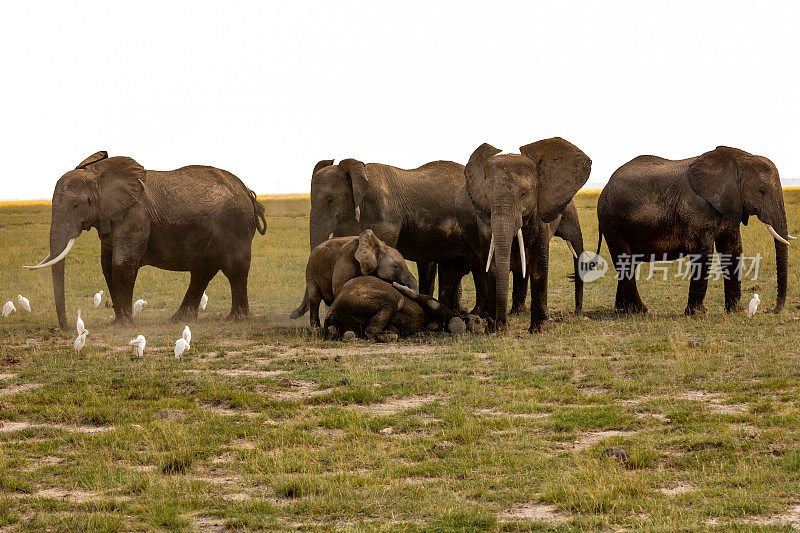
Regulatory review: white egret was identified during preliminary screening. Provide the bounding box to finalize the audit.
[200,293,209,310]
[182,325,192,345]
[174,338,189,359]
[17,295,31,312]
[93,290,104,308]
[76,310,85,334]
[2,301,16,317]
[748,294,761,317]
[129,335,146,357]
[133,299,147,316]
[74,330,89,353]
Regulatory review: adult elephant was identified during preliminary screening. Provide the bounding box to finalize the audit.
[510,200,585,315]
[597,146,790,314]
[457,139,592,332]
[24,151,266,328]
[308,158,470,308]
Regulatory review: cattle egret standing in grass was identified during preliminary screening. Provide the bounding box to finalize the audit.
[17,295,31,312]
[200,292,208,310]
[76,310,85,334]
[129,335,146,357]
[183,325,191,345]
[133,299,147,316]
[748,294,761,317]
[74,330,89,353]
[2,301,16,317]
[93,290,104,308]
[174,338,188,359]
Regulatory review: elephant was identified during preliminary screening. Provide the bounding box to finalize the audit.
[23,151,266,328]
[322,276,468,341]
[308,158,473,309]
[597,146,791,315]
[457,138,592,332]
[290,229,419,328]
[510,200,585,315]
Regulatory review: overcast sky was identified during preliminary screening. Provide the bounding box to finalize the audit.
[2,1,798,199]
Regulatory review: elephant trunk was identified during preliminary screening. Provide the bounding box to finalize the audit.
[399,270,420,294]
[572,236,584,315]
[772,210,789,313]
[309,207,333,251]
[49,225,73,330]
[491,208,517,331]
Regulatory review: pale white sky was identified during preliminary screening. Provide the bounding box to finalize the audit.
[2,1,798,199]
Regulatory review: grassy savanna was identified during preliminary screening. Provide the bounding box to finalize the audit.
[1,190,800,532]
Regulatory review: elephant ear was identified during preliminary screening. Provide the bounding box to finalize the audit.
[75,151,108,169]
[354,229,381,274]
[687,147,742,224]
[520,137,592,223]
[339,159,368,221]
[312,159,334,176]
[89,156,146,235]
[465,143,502,213]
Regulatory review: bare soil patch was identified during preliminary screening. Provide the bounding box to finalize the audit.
[185,368,287,379]
[573,430,637,451]
[659,482,698,496]
[0,420,114,434]
[355,394,443,415]
[498,502,567,523]
[476,408,549,419]
[0,382,42,398]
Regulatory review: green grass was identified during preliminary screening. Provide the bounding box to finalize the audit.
[1,191,800,531]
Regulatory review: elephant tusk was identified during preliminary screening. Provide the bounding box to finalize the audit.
[766,224,791,245]
[517,228,526,279]
[485,234,495,273]
[789,235,797,240]
[28,253,53,268]
[565,241,578,259]
[23,238,75,269]
[328,232,334,240]
[354,205,361,222]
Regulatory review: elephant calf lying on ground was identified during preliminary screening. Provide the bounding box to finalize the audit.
[323,276,482,341]
[291,230,419,328]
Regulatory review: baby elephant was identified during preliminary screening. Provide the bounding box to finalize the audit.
[291,229,419,328]
[323,276,469,341]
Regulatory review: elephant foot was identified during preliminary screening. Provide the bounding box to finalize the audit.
[509,304,524,315]
[171,308,198,323]
[725,301,744,313]
[113,316,134,327]
[226,309,248,321]
[616,301,648,314]
[684,304,707,316]
[529,320,552,333]
[372,332,398,343]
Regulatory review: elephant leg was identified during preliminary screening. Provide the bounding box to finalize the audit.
[417,261,436,296]
[437,260,465,311]
[222,258,250,319]
[307,283,324,330]
[174,268,218,322]
[510,270,528,314]
[686,247,713,315]
[364,304,396,340]
[468,253,488,316]
[111,261,139,325]
[528,224,551,333]
[101,246,114,308]
[572,255,583,314]
[716,231,743,312]
[609,242,647,313]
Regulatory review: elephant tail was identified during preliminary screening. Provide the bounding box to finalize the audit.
[249,189,267,235]
[290,288,310,319]
[595,228,603,256]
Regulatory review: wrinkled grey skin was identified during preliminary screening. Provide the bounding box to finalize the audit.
[290,229,418,329]
[308,158,472,309]
[458,139,592,332]
[597,146,789,314]
[511,200,585,315]
[322,276,466,341]
[27,151,266,328]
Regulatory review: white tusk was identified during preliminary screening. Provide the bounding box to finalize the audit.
[485,234,495,273]
[328,232,334,240]
[23,238,75,269]
[766,224,791,245]
[354,205,361,222]
[29,253,53,268]
[517,228,526,279]
[565,241,578,259]
[789,235,797,240]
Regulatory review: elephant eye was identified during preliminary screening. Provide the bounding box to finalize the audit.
[759,189,766,196]
[87,196,92,206]
[72,202,80,209]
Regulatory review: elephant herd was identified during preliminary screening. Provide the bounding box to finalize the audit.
[25,141,791,339]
